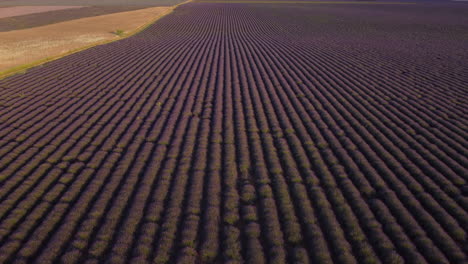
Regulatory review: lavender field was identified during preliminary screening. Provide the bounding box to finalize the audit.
[0,1,467,263]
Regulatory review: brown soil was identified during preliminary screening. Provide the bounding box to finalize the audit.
[0,6,173,73]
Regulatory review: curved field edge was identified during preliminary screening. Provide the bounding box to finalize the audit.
[0,2,190,81]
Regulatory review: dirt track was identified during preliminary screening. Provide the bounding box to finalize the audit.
[0,1,467,263]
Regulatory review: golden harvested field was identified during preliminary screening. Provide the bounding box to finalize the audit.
[0,6,173,73]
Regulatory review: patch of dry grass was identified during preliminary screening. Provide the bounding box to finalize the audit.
[0,6,173,74]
